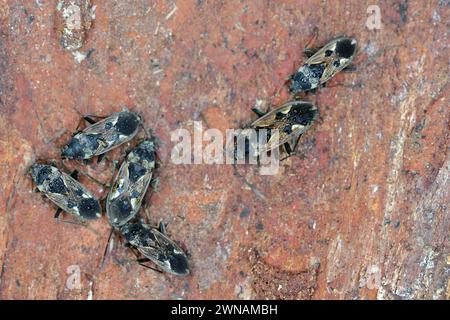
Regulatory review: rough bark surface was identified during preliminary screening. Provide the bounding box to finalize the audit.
[0,0,448,299]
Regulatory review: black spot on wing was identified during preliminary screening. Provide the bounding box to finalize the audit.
[48,177,69,194]
[288,103,318,126]
[133,142,155,162]
[104,122,113,130]
[309,63,326,79]
[336,39,356,59]
[283,125,293,134]
[78,198,100,219]
[67,200,77,208]
[120,222,155,245]
[168,252,189,275]
[128,163,147,183]
[115,112,140,136]
[108,198,134,226]
[62,134,100,159]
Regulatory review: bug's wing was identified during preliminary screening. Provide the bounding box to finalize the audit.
[62,173,96,199]
[137,228,189,276]
[107,162,131,202]
[251,101,317,154]
[82,113,137,156]
[319,60,350,84]
[306,37,354,84]
[43,174,88,217]
[45,191,76,215]
[250,104,293,128]
[305,41,337,65]
[259,126,305,155]
[82,114,116,134]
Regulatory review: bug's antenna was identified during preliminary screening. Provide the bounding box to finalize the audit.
[99,228,115,269]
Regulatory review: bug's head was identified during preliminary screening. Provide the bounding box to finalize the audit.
[29,163,53,185]
[336,38,357,59]
[132,140,156,162]
[61,139,81,159]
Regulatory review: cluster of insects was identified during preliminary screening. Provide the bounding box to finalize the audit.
[232,33,357,161]
[30,109,190,276]
[29,31,356,280]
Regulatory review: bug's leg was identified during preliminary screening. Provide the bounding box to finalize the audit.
[140,123,151,140]
[251,108,267,118]
[97,153,107,164]
[303,27,319,58]
[342,65,358,72]
[54,208,63,219]
[100,228,114,268]
[303,48,317,58]
[75,116,87,132]
[157,221,168,235]
[70,170,79,180]
[83,114,107,124]
[124,242,133,249]
[83,116,97,125]
[137,259,164,273]
[280,135,303,162]
[284,142,293,155]
[54,211,87,227]
[280,143,295,162]
[125,242,146,263]
[86,173,109,189]
[113,159,121,170]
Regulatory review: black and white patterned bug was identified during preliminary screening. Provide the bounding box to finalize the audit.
[230,100,318,161]
[289,37,357,94]
[30,163,101,220]
[120,221,190,276]
[106,140,156,228]
[61,109,142,162]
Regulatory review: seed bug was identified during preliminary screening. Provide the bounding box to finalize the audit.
[106,140,156,228]
[120,222,190,276]
[230,100,318,162]
[30,163,101,220]
[61,110,142,162]
[289,36,357,94]
[56,0,95,51]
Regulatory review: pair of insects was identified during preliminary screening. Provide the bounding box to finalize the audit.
[30,110,189,276]
[234,36,357,160]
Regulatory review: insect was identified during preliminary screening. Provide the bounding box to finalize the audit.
[289,36,357,94]
[61,110,142,162]
[230,100,318,161]
[120,221,190,276]
[106,140,156,228]
[30,163,101,220]
[56,0,95,51]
